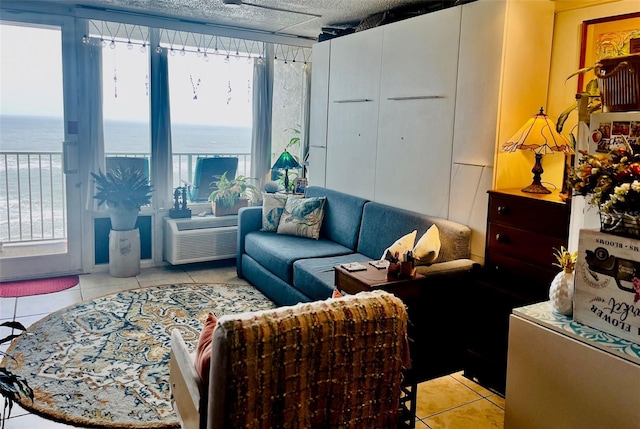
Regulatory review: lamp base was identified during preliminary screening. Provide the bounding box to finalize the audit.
[522,153,551,194]
[521,182,551,194]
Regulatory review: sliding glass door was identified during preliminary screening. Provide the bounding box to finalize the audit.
[0,14,82,280]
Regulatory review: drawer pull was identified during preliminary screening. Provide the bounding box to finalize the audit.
[495,233,508,243]
[497,205,509,215]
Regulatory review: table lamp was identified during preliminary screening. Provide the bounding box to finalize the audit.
[272,149,301,192]
[501,107,573,194]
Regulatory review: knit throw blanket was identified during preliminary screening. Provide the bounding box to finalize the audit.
[209,290,410,429]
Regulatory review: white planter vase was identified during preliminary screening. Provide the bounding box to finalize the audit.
[549,270,575,316]
[109,206,140,231]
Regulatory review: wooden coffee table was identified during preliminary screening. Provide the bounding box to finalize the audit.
[334,261,425,429]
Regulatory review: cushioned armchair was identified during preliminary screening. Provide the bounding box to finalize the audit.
[170,290,410,429]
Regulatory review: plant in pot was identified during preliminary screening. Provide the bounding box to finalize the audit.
[1,321,34,427]
[91,166,154,230]
[207,172,259,216]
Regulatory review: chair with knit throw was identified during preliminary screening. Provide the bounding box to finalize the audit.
[170,290,411,429]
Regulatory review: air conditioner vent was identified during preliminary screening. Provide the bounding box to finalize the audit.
[174,215,238,231]
[164,217,239,264]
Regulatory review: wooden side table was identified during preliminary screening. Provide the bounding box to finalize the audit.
[334,263,426,429]
[334,263,423,301]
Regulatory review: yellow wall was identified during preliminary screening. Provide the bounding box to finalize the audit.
[548,0,638,137]
[495,0,637,191]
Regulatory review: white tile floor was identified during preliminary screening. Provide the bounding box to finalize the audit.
[1,262,504,428]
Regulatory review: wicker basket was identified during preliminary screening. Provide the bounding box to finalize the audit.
[595,54,640,112]
[600,209,640,239]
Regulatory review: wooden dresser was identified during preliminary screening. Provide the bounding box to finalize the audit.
[464,188,571,393]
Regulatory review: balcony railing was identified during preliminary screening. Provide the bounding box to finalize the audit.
[0,151,250,243]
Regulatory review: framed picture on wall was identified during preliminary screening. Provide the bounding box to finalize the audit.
[577,12,640,93]
[294,178,307,195]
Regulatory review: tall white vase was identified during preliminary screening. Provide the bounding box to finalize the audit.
[549,270,575,316]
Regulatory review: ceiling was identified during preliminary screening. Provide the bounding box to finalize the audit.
[55,0,465,43]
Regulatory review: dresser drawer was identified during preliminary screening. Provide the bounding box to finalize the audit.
[484,251,557,299]
[486,223,567,268]
[489,193,570,237]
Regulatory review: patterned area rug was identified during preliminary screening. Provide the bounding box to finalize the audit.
[2,283,275,428]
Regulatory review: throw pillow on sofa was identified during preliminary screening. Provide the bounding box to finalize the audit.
[261,193,289,232]
[413,224,441,266]
[195,312,217,382]
[276,196,326,239]
[381,230,417,260]
[261,193,304,232]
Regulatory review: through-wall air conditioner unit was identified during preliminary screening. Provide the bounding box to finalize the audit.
[163,216,238,265]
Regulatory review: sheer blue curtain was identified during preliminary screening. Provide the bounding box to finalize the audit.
[150,28,173,209]
[250,45,274,191]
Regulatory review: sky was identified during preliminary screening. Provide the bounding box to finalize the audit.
[0,23,253,127]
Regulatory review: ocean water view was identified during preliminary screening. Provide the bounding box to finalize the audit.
[0,114,251,153]
[0,115,251,242]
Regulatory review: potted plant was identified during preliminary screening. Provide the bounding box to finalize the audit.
[1,321,34,427]
[91,166,154,230]
[207,172,259,216]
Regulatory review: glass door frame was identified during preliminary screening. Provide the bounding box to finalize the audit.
[0,11,83,281]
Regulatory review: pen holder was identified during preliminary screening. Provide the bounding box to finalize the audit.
[400,261,414,278]
[387,262,401,280]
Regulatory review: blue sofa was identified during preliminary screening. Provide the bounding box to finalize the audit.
[236,186,478,382]
[237,186,479,382]
[237,186,476,306]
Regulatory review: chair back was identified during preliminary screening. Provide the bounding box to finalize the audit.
[206,290,409,429]
[190,157,239,202]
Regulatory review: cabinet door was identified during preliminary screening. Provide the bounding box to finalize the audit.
[374,7,461,216]
[308,41,331,187]
[325,100,378,199]
[379,6,461,99]
[453,0,505,167]
[325,27,382,199]
[328,27,383,102]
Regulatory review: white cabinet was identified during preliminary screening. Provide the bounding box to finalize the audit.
[308,41,331,187]
[327,28,383,102]
[375,7,461,217]
[309,0,555,260]
[505,302,640,429]
[325,27,383,200]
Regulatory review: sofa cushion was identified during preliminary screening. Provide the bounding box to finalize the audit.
[413,224,441,266]
[358,202,471,263]
[305,186,368,250]
[261,193,289,232]
[245,231,354,284]
[277,196,326,239]
[381,230,417,260]
[195,312,217,382]
[293,253,371,301]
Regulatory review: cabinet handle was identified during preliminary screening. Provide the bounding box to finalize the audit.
[387,95,443,101]
[497,205,508,215]
[495,233,508,243]
[333,99,373,103]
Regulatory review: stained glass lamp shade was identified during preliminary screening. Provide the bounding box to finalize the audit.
[272,150,301,192]
[502,107,573,194]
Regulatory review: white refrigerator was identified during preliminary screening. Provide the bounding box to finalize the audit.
[568,111,640,250]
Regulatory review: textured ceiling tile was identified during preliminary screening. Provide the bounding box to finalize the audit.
[61,0,450,40]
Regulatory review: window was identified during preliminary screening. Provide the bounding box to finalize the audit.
[168,39,253,190]
[99,28,151,179]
